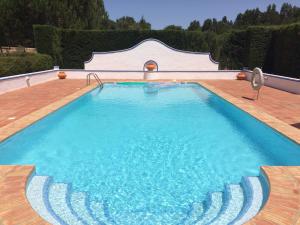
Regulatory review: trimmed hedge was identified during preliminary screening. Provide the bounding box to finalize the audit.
[33,25,62,66]
[34,25,223,69]
[0,53,54,77]
[33,24,300,78]
[220,23,300,78]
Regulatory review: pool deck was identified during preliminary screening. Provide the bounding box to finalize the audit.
[204,80,300,129]
[0,165,49,225]
[1,79,300,224]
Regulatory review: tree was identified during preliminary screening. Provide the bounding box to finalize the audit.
[116,16,137,30]
[138,16,151,30]
[187,20,201,31]
[261,4,280,25]
[164,25,183,31]
[0,0,109,46]
[202,19,213,32]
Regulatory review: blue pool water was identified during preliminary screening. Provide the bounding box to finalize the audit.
[1,83,300,224]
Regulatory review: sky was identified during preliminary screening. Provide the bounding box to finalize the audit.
[104,0,300,29]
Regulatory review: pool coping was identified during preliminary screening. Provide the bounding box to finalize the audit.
[0,165,50,225]
[198,81,300,145]
[0,83,98,142]
[1,80,300,224]
[1,80,300,144]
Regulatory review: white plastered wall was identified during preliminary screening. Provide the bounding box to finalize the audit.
[84,39,219,71]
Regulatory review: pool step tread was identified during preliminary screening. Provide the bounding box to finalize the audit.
[195,192,223,225]
[181,202,204,225]
[70,192,100,225]
[26,174,264,225]
[90,201,115,225]
[26,176,62,225]
[48,183,85,225]
[210,184,244,225]
[230,177,263,225]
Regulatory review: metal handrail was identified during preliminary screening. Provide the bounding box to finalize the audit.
[86,73,103,89]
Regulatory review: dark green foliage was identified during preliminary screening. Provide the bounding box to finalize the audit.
[220,23,300,77]
[34,26,222,69]
[164,25,184,31]
[219,30,249,69]
[187,20,201,31]
[33,25,62,66]
[34,23,300,77]
[0,53,53,77]
[0,0,108,46]
[270,23,300,77]
[247,26,273,69]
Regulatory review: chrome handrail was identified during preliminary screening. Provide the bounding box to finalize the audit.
[86,73,103,89]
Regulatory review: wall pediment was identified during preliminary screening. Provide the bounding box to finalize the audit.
[84,39,219,71]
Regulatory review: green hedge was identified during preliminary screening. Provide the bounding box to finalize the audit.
[33,25,62,66]
[33,24,300,78]
[270,23,300,77]
[220,23,300,78]
[0,53,54,77]
[34,25,223,69]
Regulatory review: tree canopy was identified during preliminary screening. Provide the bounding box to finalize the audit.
[0,1,300,47]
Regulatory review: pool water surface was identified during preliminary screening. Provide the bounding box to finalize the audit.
[1,83,300,224]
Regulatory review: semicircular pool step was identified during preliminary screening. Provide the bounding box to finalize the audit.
[179,202,204,225]
[230,176,264,225]
[89,201,115,225]
[48,183,86,225]
[194,191,223,225]
[209,184,244,225]
[70,192,100,225]
[27,174,266,225]
[26,175,64,225]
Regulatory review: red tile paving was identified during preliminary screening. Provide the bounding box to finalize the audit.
[0,166,49,225]
[0,79,88,127]
[204,80,300,129]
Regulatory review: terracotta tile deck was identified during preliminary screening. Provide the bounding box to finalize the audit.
[0,166,49,225]
[0,79,90,127]
[245,166,300,225]
[204,80,300,129]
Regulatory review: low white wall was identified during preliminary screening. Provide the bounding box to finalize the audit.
[245,70,300,94]
[64,70,142,80]
[0,69,58,95]
[0,69,239,94]
[64,69,239,80]
[2,68,299,95]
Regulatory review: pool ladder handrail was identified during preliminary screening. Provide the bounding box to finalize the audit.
[86,73,103,89]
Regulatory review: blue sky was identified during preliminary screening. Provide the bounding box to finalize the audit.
[104,0,300,29]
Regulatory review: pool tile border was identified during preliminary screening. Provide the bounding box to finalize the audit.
[198,81,300,145]
[245,166,300,225]
[0,165,50,225]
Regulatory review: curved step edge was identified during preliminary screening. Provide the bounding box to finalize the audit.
[210,184,244,225]
[195,191,223,225]
[179,202,204,225]
[90,201,115,225]
[70,192,100,225]
[48,183,86,225]
[26,175,64,225]
[230,176,263,225]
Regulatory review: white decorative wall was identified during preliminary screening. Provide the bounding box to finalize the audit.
[244,70,300,94]
[84,39,219,71]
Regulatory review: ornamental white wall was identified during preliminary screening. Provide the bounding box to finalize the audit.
[84,39,219,71]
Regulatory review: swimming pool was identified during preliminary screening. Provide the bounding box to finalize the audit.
[1,83,300,225]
